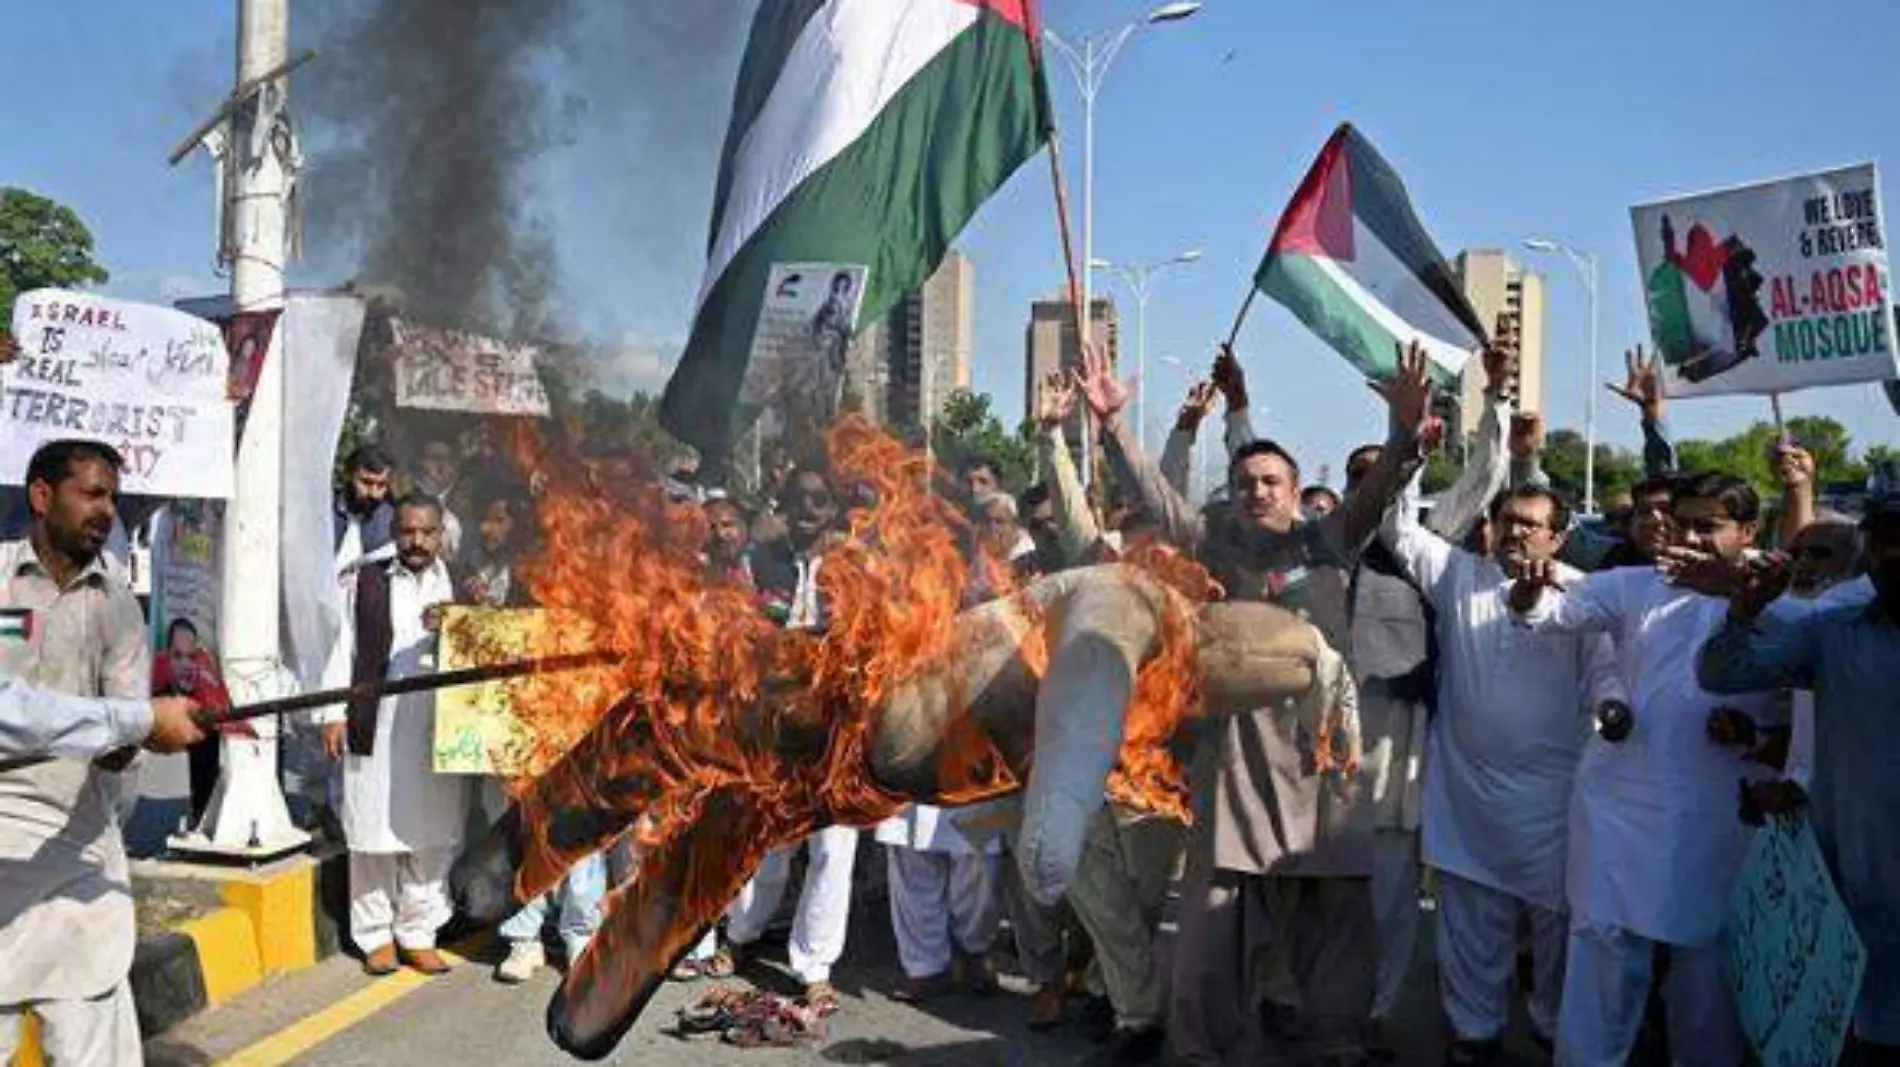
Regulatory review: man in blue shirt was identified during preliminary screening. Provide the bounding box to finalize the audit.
[1697,491,1900,1060]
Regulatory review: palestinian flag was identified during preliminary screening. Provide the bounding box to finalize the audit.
[660,0,1049,455]
[1253,124,1485,382]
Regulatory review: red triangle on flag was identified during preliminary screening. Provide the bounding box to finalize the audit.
[954,0,1037,34]
[1269,125,1355,262]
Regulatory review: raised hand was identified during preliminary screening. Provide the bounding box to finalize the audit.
[1481,312,1520,401]
[1505,556,1565,613]
[1607,345,1666,421]
[1175,379,1218,430]
[1419,416,1448,456]
[1771,442,1816,489]
[1509,411,1545,460]
[1076,341,1132,423]
[1372,340,1435,441]
[1210,344,1249,409]
[1036,370,1078,430]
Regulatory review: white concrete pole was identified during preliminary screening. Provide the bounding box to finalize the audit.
[183,0,308,856]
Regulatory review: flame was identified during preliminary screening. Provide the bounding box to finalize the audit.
[481,416,1220,1052]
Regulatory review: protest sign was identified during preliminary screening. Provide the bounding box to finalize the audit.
[390,318,550,416]
[738,263,868,442]
[1725,814,1866,1067]
[153,501,223,652]
[432,606,544,775]
[5,289,235,498]
[1633,164,1898,398]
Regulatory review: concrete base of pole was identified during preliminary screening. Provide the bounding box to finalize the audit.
[171,673,310,862]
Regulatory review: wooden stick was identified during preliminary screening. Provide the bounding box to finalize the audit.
[1026,29,1098,481]
[1770,392,1789,442]
[0,649,616,774]
[166,48,318,166]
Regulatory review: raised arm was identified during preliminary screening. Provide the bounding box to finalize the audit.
[1607,345,1676,476]
[1696,556,1819,694]
[1325,341,1433,556]
[1160,380,1217,495]
[1770,444,1816,547]
[1507,560,1629,636]
[1211,344,1258,455]
[1033,371,1103,565]
[1381,470,1457,601]
[1079,344,1208,550]
[1426,329,1520,540]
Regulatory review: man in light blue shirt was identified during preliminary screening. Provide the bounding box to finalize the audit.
[1697,493,1900,1059]
[0,678,203,763]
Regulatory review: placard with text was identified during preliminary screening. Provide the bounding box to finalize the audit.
[6,289,235,497]
[1632,164,1899,397]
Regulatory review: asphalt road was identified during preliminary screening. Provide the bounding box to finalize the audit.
[142,870,1553,1066]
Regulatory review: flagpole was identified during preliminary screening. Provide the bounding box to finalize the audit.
[1026,26,1097,486]
[1224,288,1258,349]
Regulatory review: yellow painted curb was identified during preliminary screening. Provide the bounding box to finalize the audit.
[181,908,265,1006]
[219,862,317,977]
[7,1012,43,1067]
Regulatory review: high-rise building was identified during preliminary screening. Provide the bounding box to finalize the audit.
[1024,294,1119,452]
[842,252,974,431]
[1452,249,1546,435]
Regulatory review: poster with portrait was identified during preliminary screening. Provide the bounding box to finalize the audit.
[738,263,869,444]
[1631,164,1898,397]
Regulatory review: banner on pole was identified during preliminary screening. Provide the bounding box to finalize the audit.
[1632,164,1898,397]
[223,308,281,446]
[5,289,235,498]
[390,318,550,417]
[1725,814,1866,1067]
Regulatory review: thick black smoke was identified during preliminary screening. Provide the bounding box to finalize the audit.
[296,1,750,352]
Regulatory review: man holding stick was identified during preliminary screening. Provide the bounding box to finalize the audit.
[0,439,156,1065]
[0,679,204,762]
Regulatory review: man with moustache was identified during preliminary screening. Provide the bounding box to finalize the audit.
[1379,478,1623,1063]
[316,494,469,977]
[0,440,155,1063]
[1697,485,1900,1062]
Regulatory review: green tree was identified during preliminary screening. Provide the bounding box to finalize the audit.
[1540,429,1645,505]
[1421,451,1464,495]
[931,388,1035,492]
[1675,416,1867,497]
[0,188,109,340]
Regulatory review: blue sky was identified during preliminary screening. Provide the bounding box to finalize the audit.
[9,0,1900,481]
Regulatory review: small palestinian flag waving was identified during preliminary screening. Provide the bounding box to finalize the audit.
[660,0,1050,457]
[1253,124,1486,383]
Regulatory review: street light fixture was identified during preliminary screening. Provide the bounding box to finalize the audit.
[1522,237,1602,515]
[1042,4,1201,478]
[1092,249,1204,454]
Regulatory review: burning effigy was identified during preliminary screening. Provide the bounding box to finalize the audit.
[449,417,1337,1059]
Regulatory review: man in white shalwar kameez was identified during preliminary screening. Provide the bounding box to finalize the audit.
[1509,472,1781,1067]
[317,494,469,976]
[1381,479,1623,1059]
[875,800,1007,999]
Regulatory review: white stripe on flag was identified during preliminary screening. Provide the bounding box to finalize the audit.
[1309,233,1473,376]
[698,0,979,309]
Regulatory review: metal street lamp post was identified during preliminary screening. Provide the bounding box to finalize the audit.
[1523,237,1601,514]
[1092,249,1202,454]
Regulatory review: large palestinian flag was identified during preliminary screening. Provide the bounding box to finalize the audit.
[660,0,1049,455]
[1253,124,1486,382]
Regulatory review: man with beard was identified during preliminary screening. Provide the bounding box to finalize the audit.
[1086,338,1436,1066]
[334,443,397,567]
[0,440,153,1063]
[1509,472,1781,1066]
[714,466,856,1016]
[316,494,469,977]
[414,439,467,559]
[1696,490,1900,1062]
[1380,481,1623,1062]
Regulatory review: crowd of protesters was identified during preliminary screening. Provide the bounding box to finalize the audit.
[2,325,1897,1066]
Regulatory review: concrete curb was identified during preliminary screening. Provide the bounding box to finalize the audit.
[6,844,347,1067]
